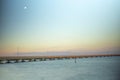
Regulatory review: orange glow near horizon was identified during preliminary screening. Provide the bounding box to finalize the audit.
[0,41,119,54]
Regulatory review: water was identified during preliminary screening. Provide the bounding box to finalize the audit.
[0,56,120,80]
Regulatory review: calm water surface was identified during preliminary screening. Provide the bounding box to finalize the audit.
[0,56,120,80]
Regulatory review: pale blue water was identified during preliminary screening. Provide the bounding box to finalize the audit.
[0,56,120,80]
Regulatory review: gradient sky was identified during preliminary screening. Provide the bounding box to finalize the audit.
[0,0,120,54]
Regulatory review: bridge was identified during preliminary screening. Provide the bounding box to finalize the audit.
[0,54,120,64]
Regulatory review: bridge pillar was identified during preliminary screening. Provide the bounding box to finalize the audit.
[0,60,8,64]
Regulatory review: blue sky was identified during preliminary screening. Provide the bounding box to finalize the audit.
[0,0,120,54]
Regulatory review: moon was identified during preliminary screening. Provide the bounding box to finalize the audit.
[24,6,27,9]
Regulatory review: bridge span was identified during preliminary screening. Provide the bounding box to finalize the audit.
[0,54,120,64]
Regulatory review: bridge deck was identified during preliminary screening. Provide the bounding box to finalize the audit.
[0,54,120,64]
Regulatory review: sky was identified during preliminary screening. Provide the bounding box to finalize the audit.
[0,0,120,55]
